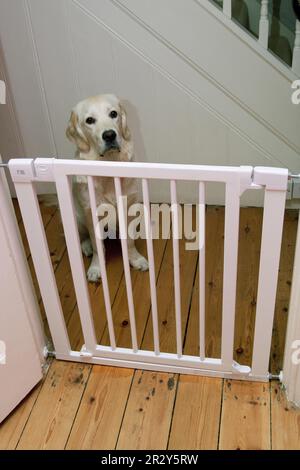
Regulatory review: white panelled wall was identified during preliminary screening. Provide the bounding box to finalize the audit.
[0,0,299,205]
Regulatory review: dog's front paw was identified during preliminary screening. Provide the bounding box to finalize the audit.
[87,264,101,283]
[130,256,149,272]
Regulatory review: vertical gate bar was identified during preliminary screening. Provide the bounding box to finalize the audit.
[114,177,138,352]
[87,176,116,350]
[221,182,240,369]
[55,175,97,353]
[170,180,182,357]
[142,179,160,355]
[199,182,206,360]
[251,189,286,378]
[14,182,70,355]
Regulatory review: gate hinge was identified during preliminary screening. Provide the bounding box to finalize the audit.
[287,173,300,199]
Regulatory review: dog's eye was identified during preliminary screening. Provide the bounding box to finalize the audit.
[85,116,96,125]
[109,110,118,119]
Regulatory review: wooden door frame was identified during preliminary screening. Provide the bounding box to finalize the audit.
[0,161,46,363]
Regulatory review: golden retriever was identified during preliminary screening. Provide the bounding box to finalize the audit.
[66,94,148,282]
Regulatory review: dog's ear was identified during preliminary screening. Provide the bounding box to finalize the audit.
[120,104,131,141]
[66,111,90,153]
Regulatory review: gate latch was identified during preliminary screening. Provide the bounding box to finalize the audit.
[80,345,93,358]
[287,173,300,200]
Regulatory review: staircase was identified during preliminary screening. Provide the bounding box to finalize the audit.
[213,0,300,72]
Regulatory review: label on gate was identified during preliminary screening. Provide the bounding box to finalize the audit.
[0,340,6,365]
[0,80,5,104]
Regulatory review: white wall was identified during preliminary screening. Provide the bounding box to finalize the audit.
[0,0,299,205]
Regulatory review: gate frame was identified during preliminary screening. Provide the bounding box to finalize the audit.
[8,158,288,382]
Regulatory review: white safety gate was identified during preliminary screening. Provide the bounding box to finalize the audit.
[8,158,288,382]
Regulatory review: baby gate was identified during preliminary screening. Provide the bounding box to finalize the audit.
[8,158,288,382]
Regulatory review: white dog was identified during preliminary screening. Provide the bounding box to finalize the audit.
[66,94,148,282]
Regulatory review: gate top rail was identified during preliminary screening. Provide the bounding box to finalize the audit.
[7,158,288,191]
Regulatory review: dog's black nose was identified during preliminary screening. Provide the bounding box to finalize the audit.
[102,130,116,143]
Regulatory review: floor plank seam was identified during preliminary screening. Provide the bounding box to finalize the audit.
[63,363,93,449]
[270,379,273,450]
[217,378,225,450]
[166,373,180,450]
[114,371,136,450]
[182,254,199,351]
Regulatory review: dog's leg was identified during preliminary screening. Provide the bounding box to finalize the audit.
[81,238,93,257]
[84,209,103,283]
[126,214,149,271]
[73,181,94,258]
[79,219,93,257]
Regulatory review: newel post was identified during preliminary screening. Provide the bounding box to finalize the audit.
[293,20,300,76]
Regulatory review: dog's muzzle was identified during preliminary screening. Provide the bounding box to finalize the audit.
[100,129,120,156]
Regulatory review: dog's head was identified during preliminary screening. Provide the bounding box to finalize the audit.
[66,94,131,160]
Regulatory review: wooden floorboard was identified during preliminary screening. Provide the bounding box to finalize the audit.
[168,376,222,450]
[66,366,133,450]
[219,380,271,450]
[117,370,178,450]
[271,381,300,449]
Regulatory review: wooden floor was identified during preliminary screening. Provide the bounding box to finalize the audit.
[1,200,300,450]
